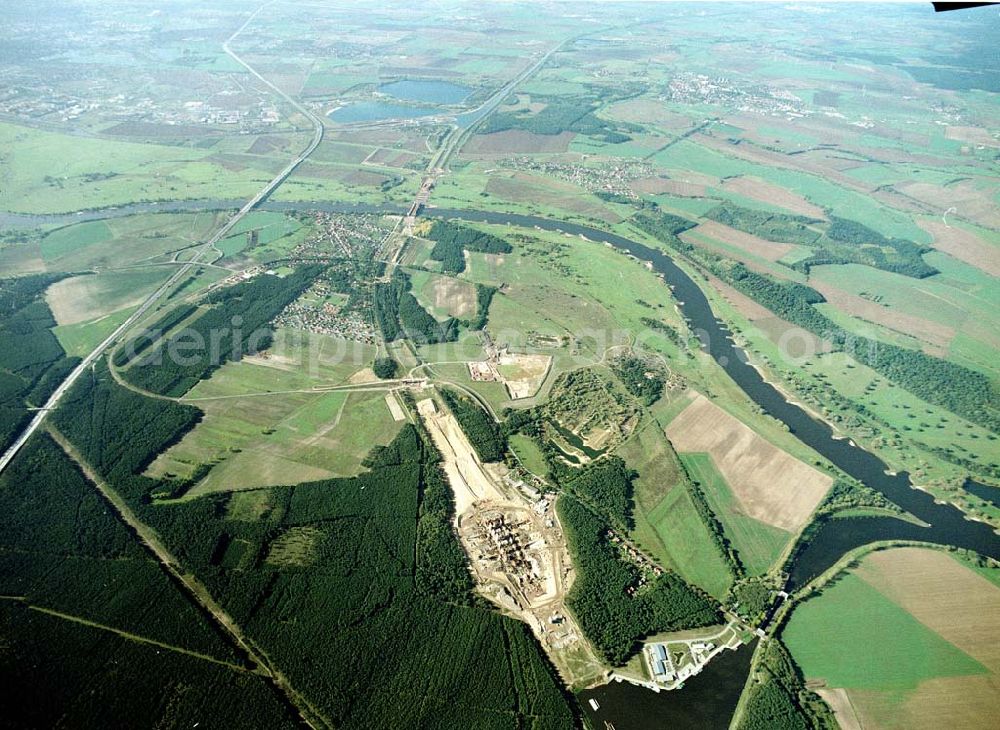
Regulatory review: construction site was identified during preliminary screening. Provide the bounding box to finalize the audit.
[416,391,606,687]
[467,332,552,400]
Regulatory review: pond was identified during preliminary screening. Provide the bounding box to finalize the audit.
[327,101,444,124]
[378,79,471,105]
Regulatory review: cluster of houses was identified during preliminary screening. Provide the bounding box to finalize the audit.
[606,530,664,596]
[497,156,655,200]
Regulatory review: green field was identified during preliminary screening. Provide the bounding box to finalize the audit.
[216,211,308,260]
[145,329,395,491]
[0,122,275,213]
[680,453,791,576]
[621,424,733,599]
[509,433,549,477]
[25,212,228,272]
[784,573,985,689]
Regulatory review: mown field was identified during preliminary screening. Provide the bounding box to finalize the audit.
[619,423,734,600]
[147,330,400,492]
[783,548,1000,730]
[679,453,791,577]
[0,122,276,214]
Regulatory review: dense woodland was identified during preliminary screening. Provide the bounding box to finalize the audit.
[735,639,836,730]
[440,388,505,462]
[558,494,720,665]
[564,456,637,530]
[703,203,937,277]
[47,373,576,729]
[0,274,79,454]
[706,203,820,246]
[611,354,666,406]
[0,434,296,728]
[112,303,198,368]
[53,362,202,501]
[481,95,637,143]
[427,220,512,274]
[372,356,399,379]
[124,266,321,397]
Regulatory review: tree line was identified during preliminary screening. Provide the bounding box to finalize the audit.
[124,266,322,397]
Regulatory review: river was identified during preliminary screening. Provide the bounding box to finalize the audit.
[8,199,999,583]
[6,200,999,730]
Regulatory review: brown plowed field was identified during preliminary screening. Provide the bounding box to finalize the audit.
[666,394,831,531]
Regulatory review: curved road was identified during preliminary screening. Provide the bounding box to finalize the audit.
[0,5,326,476]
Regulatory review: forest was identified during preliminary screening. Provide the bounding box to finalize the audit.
[52,362,202,501]
[795,216,937,278]
[123,266,322,397]
[440,388,506,462]
[735,639,835,730]
[112,303,199,368]
[0,274,79,453]
[564,456,637,530]
[632,208,697,241]
[427,220,512,274]
[481,95,635,143]
[611,354,666,406]
[469,284,495,331]
[372,356,399,379]
[705,203,820,246]
[47,368,576,728]
[0,434,296,728]
[558,494,720,665]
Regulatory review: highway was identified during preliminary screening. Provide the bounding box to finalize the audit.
[0,5,326,476]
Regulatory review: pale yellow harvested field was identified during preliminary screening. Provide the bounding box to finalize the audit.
[918,219,1000,278]
[809,279,955,351]
[46,271,165,325]
[898,181,1000,229]
[430,275,476,318]
[815,688,862,730]
[944,125,1000,148]
[630,177,707,197]
[464,130,575,154]
[666,394,832,531]
[849,675,1000,730]
[498,352,551,400]
[385,392,405,422]
[603,99,693,129]
[857,548,1000,669]
[720,176,827,219]
[682,220,795,262]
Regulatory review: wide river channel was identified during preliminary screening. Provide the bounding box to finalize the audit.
[7,199,999,729]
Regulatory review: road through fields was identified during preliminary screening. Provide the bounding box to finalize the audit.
[0,4,325,476]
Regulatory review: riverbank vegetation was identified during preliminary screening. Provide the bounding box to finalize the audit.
[638,215,1000,434]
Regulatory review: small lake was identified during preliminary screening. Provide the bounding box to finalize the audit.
[327,102,443,124]
[379,79,471,105]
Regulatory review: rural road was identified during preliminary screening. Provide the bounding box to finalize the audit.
[0,4,325,477]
